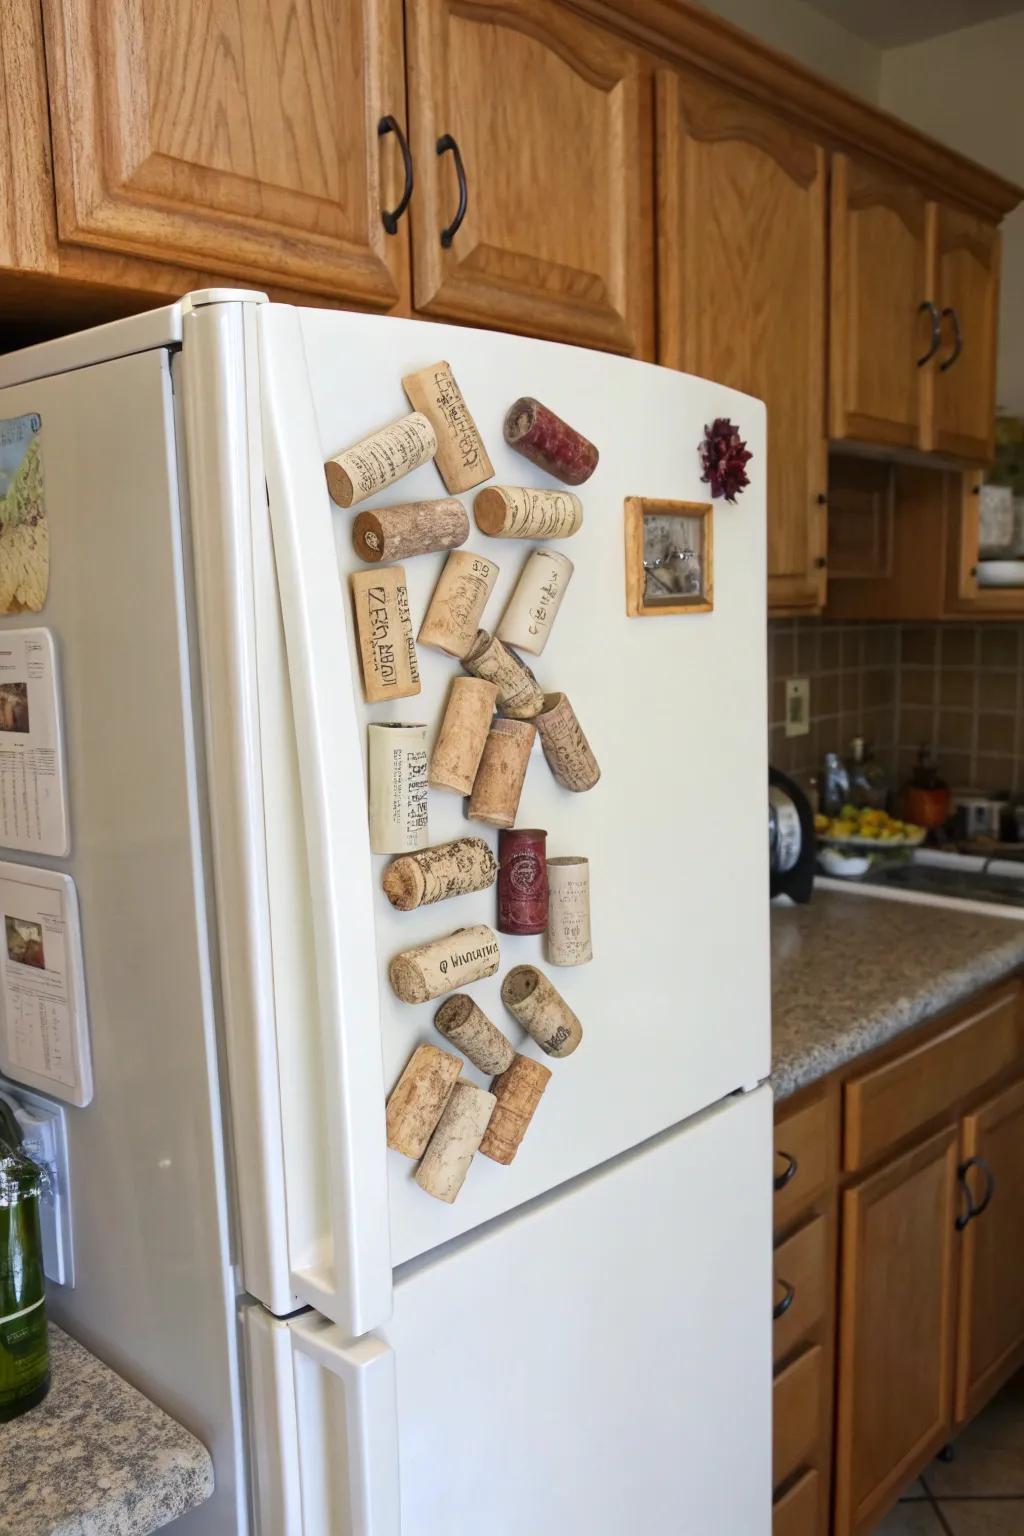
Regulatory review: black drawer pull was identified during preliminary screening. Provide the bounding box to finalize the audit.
[437,134,468,248]
[378,116,413,235]
[773,1279,796,1321]
[774,1151,798,1192]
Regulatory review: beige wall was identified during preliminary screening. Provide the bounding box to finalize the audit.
[694,0,881,98]
[880,14,1024,415]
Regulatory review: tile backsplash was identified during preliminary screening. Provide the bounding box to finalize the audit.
[768,620,1024,798]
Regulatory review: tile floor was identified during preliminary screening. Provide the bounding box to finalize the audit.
[873,1371,1024,1534]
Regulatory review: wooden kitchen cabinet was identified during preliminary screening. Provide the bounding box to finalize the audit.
[834,1126,959,1536]
[927,204,1001,464]
[40,0,412,307]
[405,0,655,356]
[656,70,827,614]
[955,1076,1024,1424]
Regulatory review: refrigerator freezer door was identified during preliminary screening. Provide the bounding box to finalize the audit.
[258,305,769,1269]
[246,1085,772,1535]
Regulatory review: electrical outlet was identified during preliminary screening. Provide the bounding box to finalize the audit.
[785,677,810,738]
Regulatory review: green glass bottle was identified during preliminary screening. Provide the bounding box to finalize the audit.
[0,1139,50,1421]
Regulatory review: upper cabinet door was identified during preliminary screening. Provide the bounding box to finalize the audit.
[405,0,655,356]
[42,0,410,306]
[657,70,827,613]
[928,204,1001,464]
[830,154,933,451]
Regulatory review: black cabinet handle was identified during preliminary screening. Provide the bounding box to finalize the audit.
[939,306,963,372]
[437,134,468,248]
[773,1279,796,1321]
[917,300,942,367]
[774,1151,798,1191]
[378,117,413,236]
[956,1156,996,1230]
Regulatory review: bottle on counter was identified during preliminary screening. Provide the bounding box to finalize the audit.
[820,752,850,818]
[901,746,951,832]
[847,736,889,810]
[0,1104,49,1422]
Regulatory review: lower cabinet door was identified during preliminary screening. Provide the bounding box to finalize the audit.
[956,1077,1024,1423]
[834,1126,959,1536]
[774,1344,822,1490]
[774,1468,820,1536]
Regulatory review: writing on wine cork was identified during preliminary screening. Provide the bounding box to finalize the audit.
[402,361,494,495]
[386,1043,462,1158]
[546,856,592,966]
[434,994,516,1077]
[467,718,536,829]
[503,397,599,486]
[479,1053,552,1165]
[389,924,501,1005]
[497,827,548,935]
[501,965,582,1058]
[353,499,469,564]
[367,723,429,854]
[350,565,421,703]
[497,548,574,657]
[419,550,500,659]
[430,676,498,795]
[414,1081,497,1204]
[325,411,437,508]
[474,485,583,540]
[462,630,545,721]
[535,692,600,792]
[382,837,497,911]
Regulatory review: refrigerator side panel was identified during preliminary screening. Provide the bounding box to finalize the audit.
[0,352,245,1534]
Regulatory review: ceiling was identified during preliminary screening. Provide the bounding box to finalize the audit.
[799,0,1024,47]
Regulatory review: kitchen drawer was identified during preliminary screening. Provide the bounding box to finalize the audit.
[774,1467,820,1536]
[775,1094,833,1230]
[844,985,1023,1171]
[774,1214,828,1364]
[774,1343,823,1490]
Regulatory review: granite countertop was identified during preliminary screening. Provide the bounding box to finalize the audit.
[0,1325,214,1536]
[772,889,1024,1100]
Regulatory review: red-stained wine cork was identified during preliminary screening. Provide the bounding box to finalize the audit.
[497,828,548,935]
[479,1053,552,1165]
[503,397,599,486]
[352,499,469,564]
[325,412,437,508]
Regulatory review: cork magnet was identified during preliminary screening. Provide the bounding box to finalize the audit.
[382,837,498,912]
[367,722,429,855]
[430,676,499,795]
[325,411,437,508]
[497,548,574,657]
[546,856,592,966]
[385,1043,462,1158]
[467,718,536,829]
[501,965,582,1058]
[352,499,469,564]
[503,397,599,485]
[419,550,500,659]
[462,630,545,721]
[414,1081,497,1204]
[402,361,494,495]
[497,828,548,936]
[434,994,516,1077]
[350,565,421,703]
[535,692,601,792]
[474,486,583,541]
[479,1053,552,1165]
[389,924,501,1005]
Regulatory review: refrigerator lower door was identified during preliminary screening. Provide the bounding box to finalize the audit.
[246,1085,771,1534]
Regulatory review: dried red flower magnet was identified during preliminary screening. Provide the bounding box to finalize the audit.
[698,418,752,503]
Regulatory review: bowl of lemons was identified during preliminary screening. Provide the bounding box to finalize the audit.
[815,806,925,848]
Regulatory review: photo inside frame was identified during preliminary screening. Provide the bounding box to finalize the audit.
[642,511,706,606]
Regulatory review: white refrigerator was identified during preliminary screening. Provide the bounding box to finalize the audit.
[0,291,772,1534]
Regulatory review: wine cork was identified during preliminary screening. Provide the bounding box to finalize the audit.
[501,965,582,1058]
[325,411,437,508]
[402,361,494,495]
[479,1054,552,1165]
[350,566,421,703]
[434,994,516,1076]
[462,630,545,721]
[496,548,574,656]
[367,723,429,854]
[503,397,599,485]
[419,550,500,659]
[474,486,583,540]
[546,857,592,966]
[382,837,498,912]
[389,924,501,1005]
[535,692,601,792]
[467,718,536,829]
[497,828,548,935]
[385,1043,462,1158]
[430,676,499,795]
[352,499,469,564]
[414,1081,497,1204]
